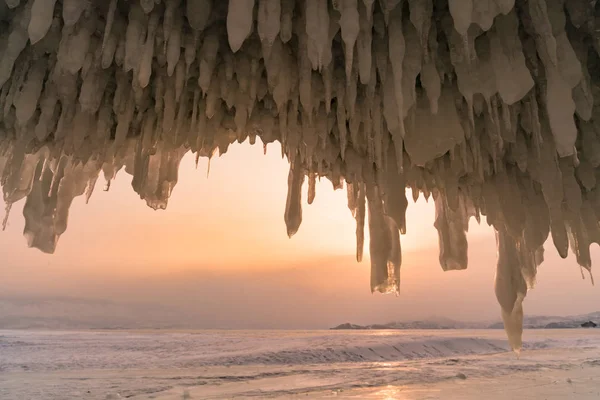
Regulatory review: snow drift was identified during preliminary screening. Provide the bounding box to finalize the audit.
[0,0,599,350]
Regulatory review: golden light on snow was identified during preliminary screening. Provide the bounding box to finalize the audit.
[374,385,410,400]
[1,0,599,351]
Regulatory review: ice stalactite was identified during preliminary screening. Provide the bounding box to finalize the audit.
[227,0,256,53]
[1,0,599,350]
[434,189,472,272]
[284,157,304,238]
[495,227,527,353]
[367,182,401,294]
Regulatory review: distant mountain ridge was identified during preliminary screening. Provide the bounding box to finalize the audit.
[1,295,598,330]
[332,312,600,330]
[0,296,186,330]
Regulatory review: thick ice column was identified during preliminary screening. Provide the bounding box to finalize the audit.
[23,160,60,253]
[433,189,471,271]
[382,144,408,233]
[22,156,101,253]
[366,183,402,294]
[2,152,42,230]
[495,227,527,353]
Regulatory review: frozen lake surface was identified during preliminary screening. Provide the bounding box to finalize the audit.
[1,329,600,399]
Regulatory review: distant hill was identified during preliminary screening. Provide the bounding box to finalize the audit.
[331,318,483,330]
[1,295,598,331]
[332,312,600,330]
[520,311,600,329]
[331,317,483,330]
[0,296,186,330]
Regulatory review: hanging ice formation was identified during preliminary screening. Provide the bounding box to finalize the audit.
[1,0,599,350]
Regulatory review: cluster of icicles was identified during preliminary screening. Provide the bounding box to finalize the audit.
[1,0,599,350]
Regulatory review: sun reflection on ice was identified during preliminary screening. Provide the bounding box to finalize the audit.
[367,385,439,400]
[372,331,401,337]
[374,385,406,399]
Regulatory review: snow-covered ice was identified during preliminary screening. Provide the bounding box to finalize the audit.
[1,329,600,399]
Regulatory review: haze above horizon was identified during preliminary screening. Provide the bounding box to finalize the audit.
[2,142,599,328]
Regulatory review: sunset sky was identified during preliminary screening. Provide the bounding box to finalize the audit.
[1,141,599,328]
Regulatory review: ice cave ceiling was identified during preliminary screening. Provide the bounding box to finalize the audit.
[1,0,600,349]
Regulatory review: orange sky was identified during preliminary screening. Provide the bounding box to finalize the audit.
[4,141,479,274]
[1,141,599,326]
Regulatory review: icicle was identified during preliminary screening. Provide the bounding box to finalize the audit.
[166,7,183,77]
[257,0,281,57]
[125,4,147,73]
[163,0,180,50]
[355,183,366,262]
[305,0,330,70]
[138,10,160,88]
[227,0,256,52]
[495,228,527,353]
[85,174,98,204]
[1,202,11,231]
[0,3,31,88]
[339,0,360,82]
[434,190,470,271]
[101,0,118,51]
[198,28,220,94]
[408,0,432,61]
[388,6,406,142]
[28,0,57,44]
[15,57,46,126]
[366,183,401,294]
[284,157,304,237]
[62,0,86,27]
[279,0,294,43]
[140,0,155,14]
[308,172,316,204]
[187,0,212,31]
